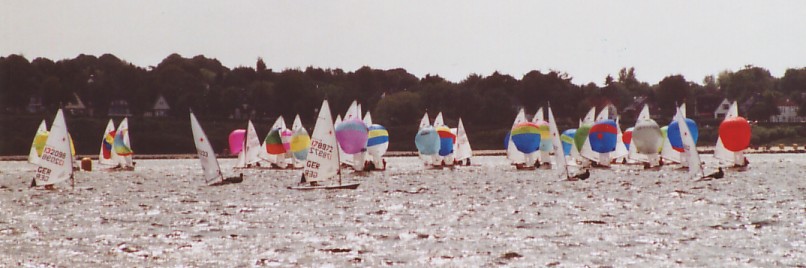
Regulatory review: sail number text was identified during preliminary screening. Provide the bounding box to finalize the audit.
[35,167,52,182]
[40,147,66,166]
[309,139,333,160]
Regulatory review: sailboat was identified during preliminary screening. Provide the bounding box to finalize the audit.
[262,116,291,168]
[189,111,228,184]
[98,119,120,168]
[714,101,750,168]
[577,107,599,166]
[612,117,629,162]
[113,117,135,170]
[675,107,703,179]
[506,108,528,168]
[547,105,571,179]
[627,105,663,167]
[32,109,74,188]
[661,104,686,165]
[28,119,48,164]
[453,118,473,165]
[291,100,360,190]
[365,111,389,170]
[289,114,310,168]
[334,115,352,167]
[235,120,263,168]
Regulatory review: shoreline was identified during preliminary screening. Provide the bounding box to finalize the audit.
[1,147,803,161]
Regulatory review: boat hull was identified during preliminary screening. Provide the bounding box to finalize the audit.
[288,183,360,190]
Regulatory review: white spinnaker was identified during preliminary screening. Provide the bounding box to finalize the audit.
[33,109,73,186]
[190,112,223,183]
[548,107,568,178]
[676,108,702,178]
[454,118,473,161]
[303,100,340,184]
[98,119,118,166]
[28,119,48,164]
[245,120,262,165]
[507,108,527,164]
[419,113,430,129]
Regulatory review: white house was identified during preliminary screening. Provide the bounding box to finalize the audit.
[144,95,170,117]
[713,98,731,119]
[770,99,803,123]
[65,92,91,116]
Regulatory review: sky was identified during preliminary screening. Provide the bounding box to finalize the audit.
[3,0,806,85]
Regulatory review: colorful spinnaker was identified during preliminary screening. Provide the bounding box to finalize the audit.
[28,119,48,164]
[113,118,134,168]
[98,119,118,166]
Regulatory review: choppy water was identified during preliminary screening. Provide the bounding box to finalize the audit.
[0,155,804,267]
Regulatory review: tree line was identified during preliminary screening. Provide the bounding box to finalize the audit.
[3,53,806,125]
[3,53,806,156]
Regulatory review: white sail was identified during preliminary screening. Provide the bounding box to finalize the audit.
[532,107,544,123]
[548,107,568,178]
[419,113,430,129]
[612,118,629,159]
[190,112,223,183]
[244,120,262,165]
[637,104,651,121]
[363,111,373,126]
[661,107,682,163]
[116,118,134,167]
[454,118,473,161]
[595,106,609,121]
[33,109,73,186]
[98,119,118,166]
[679,103,687,118]
[676,108,702,178]
[582,107,596,124]
[434,112,445,127]
[292,114,303,131]
[303,100,341,184]
[28,119,48,164]
[272,116,287,130]
[507,108,527,164]
[344,100,359,121]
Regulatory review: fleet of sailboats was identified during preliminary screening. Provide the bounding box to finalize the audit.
[21,99,755,191]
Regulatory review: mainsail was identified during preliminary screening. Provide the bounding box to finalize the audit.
[548,106,569,178]
[98,119,119,166]
[114,118,134,167]
[303,100,341,184]
[33,109,73,186]
[190,111,223,183]
[676,107,702,178]
[454,118,473,161]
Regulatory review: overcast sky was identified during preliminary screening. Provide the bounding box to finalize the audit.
[3,1,806,85]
